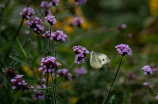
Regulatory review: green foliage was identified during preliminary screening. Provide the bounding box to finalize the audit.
[124,83,131,104]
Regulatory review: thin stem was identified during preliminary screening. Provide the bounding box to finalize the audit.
[103,55,123,104]
[147,74,150,104]
[46,73,51,104]
[54,63,76,87]
[48,25,52,52]
[13,91,22,104]
[54,41,57,58]
[51,74,56,104]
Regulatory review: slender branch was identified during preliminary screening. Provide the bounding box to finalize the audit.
[103,55,123,104]
[51,74,56,104]
[54,63,76,87]
[147,74,150,104]
[48,25,52,51]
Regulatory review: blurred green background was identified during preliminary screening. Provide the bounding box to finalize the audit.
[1,0,158,104]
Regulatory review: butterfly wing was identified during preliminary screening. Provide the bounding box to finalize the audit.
[90,51,103,68]
[95,52,111,65]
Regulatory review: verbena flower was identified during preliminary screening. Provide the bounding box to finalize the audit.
[75,0,87,5]
[57,68,72,80]
[70,17,83,27]
[45,15,57,25]
[20,7,35,19]
[33,85,46,100]
[52,0,59,6]
[117,24,127,31]
[142,65,153,75]
[50,30,67,42]
[143,82,148,86]
[25,16,44,34]
[115,44,132,56]
[4,67,17,79]
[74,67,87,77]
[40,1,52,9]
[42,31,50,38]
[38,56,61,75]
[73,46,89,64]
[11,75,31,91]
[156,93,158,100]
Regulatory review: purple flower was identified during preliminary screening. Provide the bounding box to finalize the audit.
[25,16,44,34]
[74,67,87,77]
[11,75,31,91]
[142,65,153,75]
[33,85,45,100]
[25,31,30,35]
[38,56,61,75]
[50,30,67,42]
[57,68,72,80]
[117,24,127,31]
[52,0,60,6]
[4,67,17,79]
[156,93,158,100]
[75,0,87,5]
[70,17,83,27]
[115,44,132,56]
[73,46,89,64]
[20,7,35,19]
[40,1,52,9]
[42,31,50,38]
[45,15,57,25]
[41,78,46,84]
[143,82,148,86]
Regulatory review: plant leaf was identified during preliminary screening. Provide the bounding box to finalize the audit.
[31,56,37,70]
[26,33,34,56]
[124,83,131,104]
[10,55,30,69]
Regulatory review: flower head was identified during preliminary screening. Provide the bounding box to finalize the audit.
[11,75,31,91]
[40,1,52,9]
[52,0,60,6]
[38,56,61,75]
[70,17,83,27]
[117,24,127,32]
[75,0,87,5]
[50,30,67,42]
[20,7,35,19]
[142,65,153,75]
[143,82,148,86]
[115,44,132,56]
[33,85,45,100]
[57,68,72,80]
[25,16,44,34]
[156,93,158,100]
[45,15,57,25]
[4,67,17,79]
[73,46,89,64]
[42,31,50,38]
[74,67,87,77]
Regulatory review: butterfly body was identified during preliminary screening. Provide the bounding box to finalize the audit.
[90,51,111,68]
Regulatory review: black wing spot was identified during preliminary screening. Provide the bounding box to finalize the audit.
[102,59,105,61]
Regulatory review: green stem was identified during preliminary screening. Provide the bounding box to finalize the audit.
[54,63,76,87]
[103,55,123,104]
[147,74,150,104]
[51,74,56,104]
[48,25,52,53]
[13,91,23,104]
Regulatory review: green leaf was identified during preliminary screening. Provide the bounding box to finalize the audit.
[26,33,34,56]
[31,56,37,70]
[9,55,30,69]
[16,38,28,59]
[109,95,115,104]
[3,77,7,89]
[124,83,131,104]
[56,95,65,101]
[39,71,44,80]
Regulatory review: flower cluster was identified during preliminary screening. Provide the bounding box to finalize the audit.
[33,78,46,100]
[57,68,72,80]
[42,31,50,38]
[25,16,44,34]
[39,56,61,75]
[115,44,132,56]
[20,7,35,19]
[142,65,153,75]
[73,46,89,64]
[4,67,17,79]
[11,75,31,91]
[52,0,60,6]
[70,17,83,27]
[50,30,67,42]
[74,67,87,77]
[40,1,52,9]
[156,93,158,100]
[45,15,57,25]
[75,0,87,5]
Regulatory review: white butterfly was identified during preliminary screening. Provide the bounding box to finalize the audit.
[90,51,111,68]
